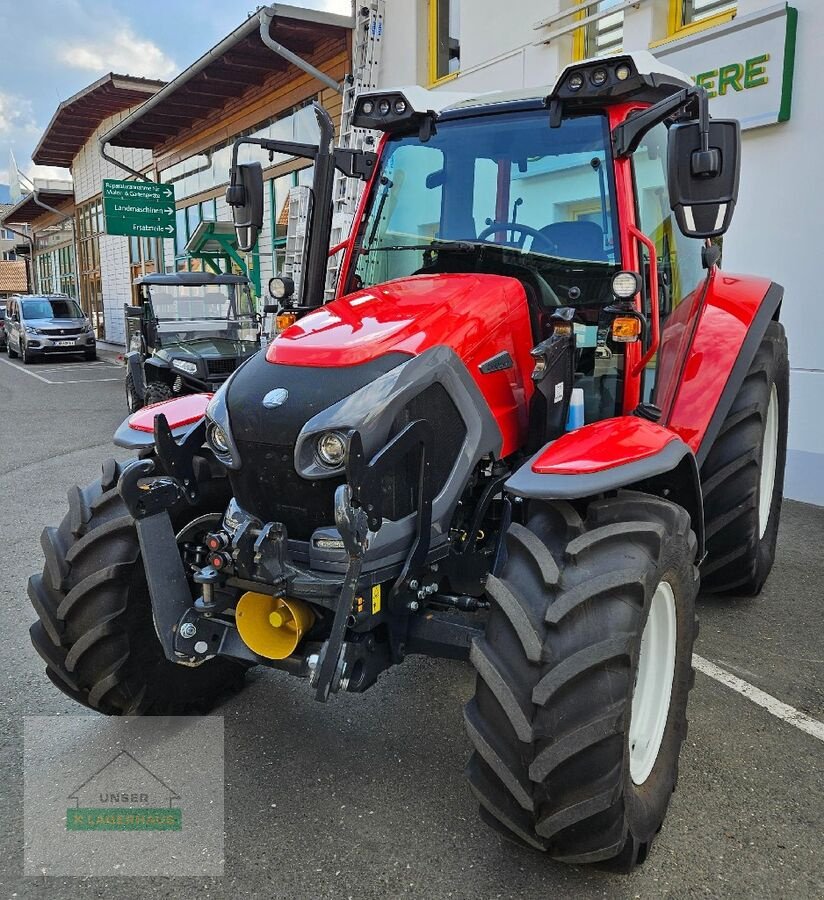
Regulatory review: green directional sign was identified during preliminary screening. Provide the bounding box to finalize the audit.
[102,179,177,239]
[105,218,177,238]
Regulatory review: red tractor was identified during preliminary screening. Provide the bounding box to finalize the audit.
[29,52,788,869]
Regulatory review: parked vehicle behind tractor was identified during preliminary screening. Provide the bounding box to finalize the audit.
[29,52,788,871]
[123,272,261,410]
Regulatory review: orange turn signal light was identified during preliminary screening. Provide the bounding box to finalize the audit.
[611,316,642,342]
[276,312,297,333]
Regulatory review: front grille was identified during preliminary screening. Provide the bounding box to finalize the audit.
[41,326,83,336]
[206,358,237,377]
[383,383,467,521]
[230,441,343,541]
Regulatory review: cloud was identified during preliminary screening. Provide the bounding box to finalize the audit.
[59,26,177,80]
[0,91,40,140]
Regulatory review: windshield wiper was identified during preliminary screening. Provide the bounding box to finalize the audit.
[358,239,490,255]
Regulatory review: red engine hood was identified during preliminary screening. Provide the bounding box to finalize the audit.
[266,273,536,457]
[267,273,527,367]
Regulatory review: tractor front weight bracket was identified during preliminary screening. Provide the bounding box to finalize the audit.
[118,458,197,663]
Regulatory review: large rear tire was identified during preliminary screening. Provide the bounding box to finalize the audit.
[28,457,248,715]
[465,492,698,869]
[699,320,789,594]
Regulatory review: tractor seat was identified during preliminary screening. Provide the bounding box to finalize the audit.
[539,221,608,263]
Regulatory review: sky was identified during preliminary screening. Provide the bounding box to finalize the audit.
[0,0,351,189]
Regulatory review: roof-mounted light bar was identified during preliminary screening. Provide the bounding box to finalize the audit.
[352,85,475,136]
[549,51,691,111]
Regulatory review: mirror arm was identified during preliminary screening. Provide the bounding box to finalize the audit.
[614,86,708,158]
[230,136,320,168]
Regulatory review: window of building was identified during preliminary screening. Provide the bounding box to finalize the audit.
[76,197,105,338]
[158,100,319,204]
[430,0,461,83]
[670,0,736,37]
[575,0,625,60]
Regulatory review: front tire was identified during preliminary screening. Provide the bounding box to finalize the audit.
[28,457,248,715]
[125,373,142,412]
[7,340,18,359]
[465,492,698,869]
[700,320,789,594]
[21,340,34,364]
[144,381,174,406]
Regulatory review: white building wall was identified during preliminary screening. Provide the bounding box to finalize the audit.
[71,109,153,344]
[379,0,820,505]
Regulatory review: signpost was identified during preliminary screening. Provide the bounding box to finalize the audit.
[103,179,177,238]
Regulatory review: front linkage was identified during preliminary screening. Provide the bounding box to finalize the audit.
[118,412,481,702]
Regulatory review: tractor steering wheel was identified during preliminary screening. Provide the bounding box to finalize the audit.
[477,221,557,254]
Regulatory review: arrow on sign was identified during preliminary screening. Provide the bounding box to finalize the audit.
[163,188,173,198]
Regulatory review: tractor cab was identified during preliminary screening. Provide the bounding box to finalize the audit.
[124,271,261,410]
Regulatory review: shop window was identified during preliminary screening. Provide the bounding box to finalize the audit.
[430,0,461,84]
[574,0,625,61]
[75,197,105,338]
[669,0,736,38]
[158,99,319,203]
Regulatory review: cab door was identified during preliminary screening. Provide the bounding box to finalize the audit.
[630,121,709,418]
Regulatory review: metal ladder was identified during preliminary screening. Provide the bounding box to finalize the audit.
[325,0,385,299]
[282,185,312,296]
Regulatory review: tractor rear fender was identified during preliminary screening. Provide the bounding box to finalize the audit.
[668,278,784,466]
[505,417,704,557]
[113,393,212,450]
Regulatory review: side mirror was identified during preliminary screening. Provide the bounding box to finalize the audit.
[668,119,741,239]
[226,162,264,252]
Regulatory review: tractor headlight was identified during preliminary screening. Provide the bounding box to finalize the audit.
[207,422,231,455]
[361,99,374,115]
[590,67,609,87]
[269,275,295,300]
[377,98,391,116]
[315,431,347,468]
[611,271,642,299]
[172,358,198,376]
[393,98,408,115]
[615,63,632,82]
[567,72,585,92]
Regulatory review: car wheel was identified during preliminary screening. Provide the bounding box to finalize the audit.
[21,340,33,364]
[7,339,18,359]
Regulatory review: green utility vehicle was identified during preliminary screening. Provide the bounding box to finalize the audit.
[124,272,261,410]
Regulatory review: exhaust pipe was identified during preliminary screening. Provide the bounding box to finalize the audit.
[235,592,315,660]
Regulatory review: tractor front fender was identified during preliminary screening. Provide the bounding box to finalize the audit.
[113,393,213,450]
[506,416,704,557]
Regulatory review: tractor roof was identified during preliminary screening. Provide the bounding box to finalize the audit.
[134,272,249,286]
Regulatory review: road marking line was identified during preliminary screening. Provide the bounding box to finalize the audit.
[50,378,121,384]
[693,654,824,744]
[0,357,53,384]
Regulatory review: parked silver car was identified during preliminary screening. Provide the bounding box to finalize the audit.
[5,294,96,364]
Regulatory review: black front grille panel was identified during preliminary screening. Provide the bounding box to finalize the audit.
[41,326,83,336]
[207,358,238,377]
[230,441,343,541]
[382,383,467,521]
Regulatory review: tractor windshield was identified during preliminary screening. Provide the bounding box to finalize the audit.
[352,110,620,292]
[145,283,257,342]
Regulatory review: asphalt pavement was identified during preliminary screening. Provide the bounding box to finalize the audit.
[1,350,822,899]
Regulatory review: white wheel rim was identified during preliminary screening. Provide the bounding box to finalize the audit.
[629,581,677,786]
[758,385,779,540]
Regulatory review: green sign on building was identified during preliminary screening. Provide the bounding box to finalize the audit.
[103,179,177,239]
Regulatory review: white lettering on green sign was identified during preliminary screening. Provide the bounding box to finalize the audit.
[694,53,770,99]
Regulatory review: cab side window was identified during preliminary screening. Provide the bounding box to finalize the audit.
[632,122,707,409]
